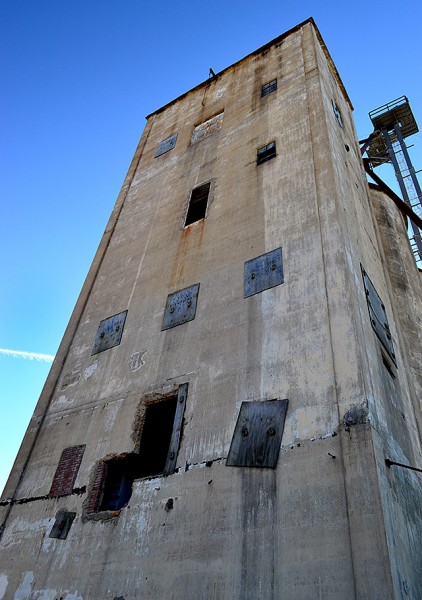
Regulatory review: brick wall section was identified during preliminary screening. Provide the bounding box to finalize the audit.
[49,445,86,497]
[85,461,107,513]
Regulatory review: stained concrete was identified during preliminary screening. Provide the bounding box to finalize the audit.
[1,18,421,600]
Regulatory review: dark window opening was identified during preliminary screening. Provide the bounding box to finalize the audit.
[89,387,188,514]
[185,182,211,226]
[138,397,178,477]
[257,142,276,165]
[99,454,142,511]
[261,79,277,97]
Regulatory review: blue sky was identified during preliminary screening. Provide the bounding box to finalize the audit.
[1,0,422,494]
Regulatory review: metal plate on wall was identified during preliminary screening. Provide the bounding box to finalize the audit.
[227,399,288,468]
[162,284,200,330]
[49,510,76,540]
[361,267,395,362]
[155,133,178,157]
[92,310,128,355]
[244,247,283,298]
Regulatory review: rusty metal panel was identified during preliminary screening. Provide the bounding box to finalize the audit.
[227,399,288,468]
[155,133,178,157]
[191,112,224,145]
[361,267,395,361]
[49,510,76,540]
[162,284,199,330]
[164,382,188,475]
[92,310,128,355]
[244,247,283,297]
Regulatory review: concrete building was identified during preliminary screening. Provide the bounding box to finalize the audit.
[1,17,421,600]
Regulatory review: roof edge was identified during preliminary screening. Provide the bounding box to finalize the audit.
[146,18,353,119]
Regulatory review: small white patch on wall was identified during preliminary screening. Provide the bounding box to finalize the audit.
[83,361,98,380]
[0,574,8,600]
[13,571,33,600]
[60,369,81,390]
[129,349,147,372]
[55,395,73,408]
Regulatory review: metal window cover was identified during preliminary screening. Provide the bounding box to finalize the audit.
[92,310,128,355]
[227,399,288,468]
[49,510,76,540]
[244,247,283,297]
[332,100,343,128]
[162,284,200,330]
[155,133,178,157]
[361,267,396,362]
[191,112,224,145]
[261,79,277,97]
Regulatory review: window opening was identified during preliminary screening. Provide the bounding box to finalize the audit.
[332,100,343,128]
[261,79,277,97]
[88,384,188,513]
[99,454,142,511]
[185,182,211,226]
[257,142,276,165]
[191,112,224,145]
[138,396,178,478]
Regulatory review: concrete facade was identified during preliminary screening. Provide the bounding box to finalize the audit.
[1,18,421,600]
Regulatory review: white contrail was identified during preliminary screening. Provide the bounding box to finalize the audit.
[0,348,55,363]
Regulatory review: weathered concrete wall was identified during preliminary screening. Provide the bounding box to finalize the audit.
[1,19,421,600]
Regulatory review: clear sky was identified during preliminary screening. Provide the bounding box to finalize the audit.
[1,0,422,494]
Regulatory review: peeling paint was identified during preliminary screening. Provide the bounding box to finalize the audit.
[55,395,73,408]
[0,575,8,600]
[13,571,33,600]
[83,361,98,379]
[129,350,147,372]
[60,369,81,390]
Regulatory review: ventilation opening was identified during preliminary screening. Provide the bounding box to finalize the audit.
[257,142,276,165]
[185,182,211,226]
[138,397,178,477]
[261,79,277,97]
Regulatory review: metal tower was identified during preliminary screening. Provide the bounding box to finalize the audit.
[365,97,422,268]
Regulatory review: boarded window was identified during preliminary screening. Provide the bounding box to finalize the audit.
[332,100,343,128]
[162,284,200,330]
[191,112,224,145]
[49,510,76,540]
[92,310,127,355]
[49,445,85,497]
[361,266,395,362]
[87,384,188,512]
[185,182,211,226]
[244,248,284,297]
[227,399,288,468]
[261,79,277,97]
[257,141,276,164]
[155,133,178,157]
